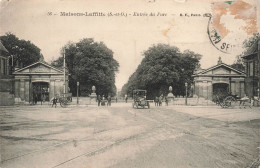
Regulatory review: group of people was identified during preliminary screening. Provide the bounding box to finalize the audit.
[238,94,258,108]
[97,95,113,106]
[154,95,168,106]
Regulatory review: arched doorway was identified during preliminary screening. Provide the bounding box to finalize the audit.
[212,83,229,101]
[32,82,49,104]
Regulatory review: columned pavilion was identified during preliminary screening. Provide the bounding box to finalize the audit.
[193,58,246,101]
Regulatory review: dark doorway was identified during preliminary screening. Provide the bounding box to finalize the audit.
[32,82,49,104]
[212,83,229,101]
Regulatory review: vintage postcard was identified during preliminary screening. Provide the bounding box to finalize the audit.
[0,0,259,167]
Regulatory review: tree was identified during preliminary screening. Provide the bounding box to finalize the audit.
[243,32,259,56]
[51,38,119,97]
[231,32,260,72]
[231,55,245,72]
[122,44,202,99]
[0,33,42,67]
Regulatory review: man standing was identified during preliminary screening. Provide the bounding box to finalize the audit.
[101,95,106,106]
[97,95,101,106]
[52,95,58,108]
[155,96,159,106]
[107,95,112,106]
[159,95,162,106]
[125,94,128,103]
[165,96,168,106]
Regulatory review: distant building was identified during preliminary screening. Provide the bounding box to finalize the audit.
[242,40,260,98]
[0,41,14,106]
[0,41,9,76]
[193,57,246,101]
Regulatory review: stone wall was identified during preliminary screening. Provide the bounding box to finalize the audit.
[0,78,14,106]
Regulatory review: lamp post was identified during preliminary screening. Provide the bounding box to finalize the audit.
[185,82,188,105]
[191,84,194,97]
[77,82,79,104]
[63,48,66,96]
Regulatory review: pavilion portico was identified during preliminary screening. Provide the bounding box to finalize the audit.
[193,58,246,101]
[13,62,68,104]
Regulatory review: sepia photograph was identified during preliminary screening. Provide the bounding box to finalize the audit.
[0,0,259,167]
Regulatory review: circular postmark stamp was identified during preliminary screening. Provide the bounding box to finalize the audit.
[207,0,257,54]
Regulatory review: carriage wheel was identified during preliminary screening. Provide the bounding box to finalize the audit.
[60,100,68,108]
[223,96,236,108]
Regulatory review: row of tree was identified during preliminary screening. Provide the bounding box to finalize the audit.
[121,44,202,99]
[2,32,258,99]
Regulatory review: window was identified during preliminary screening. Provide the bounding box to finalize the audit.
[0,58,6,75]
[255,61,259,77]
[249,62,254,77]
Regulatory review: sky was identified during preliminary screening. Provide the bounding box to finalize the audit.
[0,0,259,90]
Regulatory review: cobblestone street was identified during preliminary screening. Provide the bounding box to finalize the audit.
[0,103,260,168]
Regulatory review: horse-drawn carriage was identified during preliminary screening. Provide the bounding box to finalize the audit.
[215,93,256,108]
[50,93,72,108]
[132,90,150,109]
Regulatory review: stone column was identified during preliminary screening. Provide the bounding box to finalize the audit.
[20,79,25,101]
[199,82,203,97]
[231,81,236,95]
[240,82,245,97]
[25,80,30,102]
[50,80,55,99]
[208,81,213,100]
[14,79,20,98]
[235,81,240,95]
[202,81,208,99]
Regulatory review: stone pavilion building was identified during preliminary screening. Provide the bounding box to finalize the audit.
[193,57,246,101]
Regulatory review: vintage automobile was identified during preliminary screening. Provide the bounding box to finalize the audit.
[132,89,150,109]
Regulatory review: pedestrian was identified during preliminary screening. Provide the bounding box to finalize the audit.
[159,96,162,106]
[125,95,128,103]
[155,96,159,106]
[239,94,249,108]
[107,95,111,106]
[165,96,168,106]
[101,95,106,106]
[42,94,46,103]
[115,97,117,103]
[97,95,101,106]
[34,94,38,104]
[33,94,36,105]
[52,95,57,108]
[250,96,254,108]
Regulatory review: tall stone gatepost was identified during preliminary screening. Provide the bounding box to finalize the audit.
[167,86,175,104]
[89,85,97,105]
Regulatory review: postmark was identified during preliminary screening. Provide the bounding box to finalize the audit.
[207,0,257,54]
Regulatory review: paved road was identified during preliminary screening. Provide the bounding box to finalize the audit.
[0,104,259,168]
